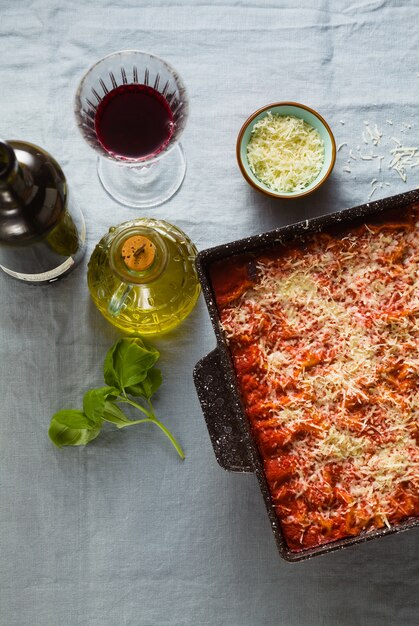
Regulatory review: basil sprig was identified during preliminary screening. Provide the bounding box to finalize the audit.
[48,337,184,459]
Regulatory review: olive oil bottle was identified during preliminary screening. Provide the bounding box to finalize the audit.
[0,139,85,283]
[87,218,200,336]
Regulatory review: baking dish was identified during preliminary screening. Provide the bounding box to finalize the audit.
[193,189,419,562]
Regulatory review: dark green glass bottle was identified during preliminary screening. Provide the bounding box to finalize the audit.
[0,139,86,283]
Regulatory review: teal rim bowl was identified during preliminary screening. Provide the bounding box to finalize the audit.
[236,102,336,199]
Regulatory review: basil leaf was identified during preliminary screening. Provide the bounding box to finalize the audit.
[102,401,132,428]
[103,342,122,390]
[83,387,120,422]
[48,418,102,448]
[103,338,160,390]
[52,409,95,429]
[125,368,162,399]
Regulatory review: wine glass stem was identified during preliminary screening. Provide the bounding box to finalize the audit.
[129,161,161,185]
[96,144,186,208]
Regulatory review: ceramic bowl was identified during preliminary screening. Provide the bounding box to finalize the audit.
[236,102,336,199]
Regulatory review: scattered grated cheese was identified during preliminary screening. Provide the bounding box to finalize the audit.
[337,119,419,190]
[388,143,419,182]
[378,155,384,171]
[366,126,374,140]
[246,112,325,193]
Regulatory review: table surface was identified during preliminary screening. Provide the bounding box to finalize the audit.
[1,1,418,625]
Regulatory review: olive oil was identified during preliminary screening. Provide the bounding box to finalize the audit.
[87,218,200,336]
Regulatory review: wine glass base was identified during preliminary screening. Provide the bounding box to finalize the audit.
[97,144,186,208]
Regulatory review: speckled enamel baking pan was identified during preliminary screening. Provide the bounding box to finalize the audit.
[193,189,419,562]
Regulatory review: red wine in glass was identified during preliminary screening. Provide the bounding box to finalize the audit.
[94,84,174,159]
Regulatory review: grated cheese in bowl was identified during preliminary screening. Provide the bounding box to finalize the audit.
[246,112,325,193]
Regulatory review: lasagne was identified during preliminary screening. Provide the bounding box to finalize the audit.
[211,204,419,551]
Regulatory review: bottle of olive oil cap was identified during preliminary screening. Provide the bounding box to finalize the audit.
[0,139,86,283]
[87,218,201,336]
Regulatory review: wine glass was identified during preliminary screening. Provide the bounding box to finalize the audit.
[74,50,189,208]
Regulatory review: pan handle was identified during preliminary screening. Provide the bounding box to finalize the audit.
[193,349,254,473]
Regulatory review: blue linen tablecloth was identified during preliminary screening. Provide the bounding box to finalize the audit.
[0,1,418,625]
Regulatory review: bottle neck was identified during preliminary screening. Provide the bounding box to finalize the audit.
[0,140,31,205]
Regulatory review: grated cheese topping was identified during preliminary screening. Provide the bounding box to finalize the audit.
[247,112,325,193]
[215,204,419,551]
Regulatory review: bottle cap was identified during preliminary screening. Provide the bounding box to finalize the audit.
[121,235,156,271]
